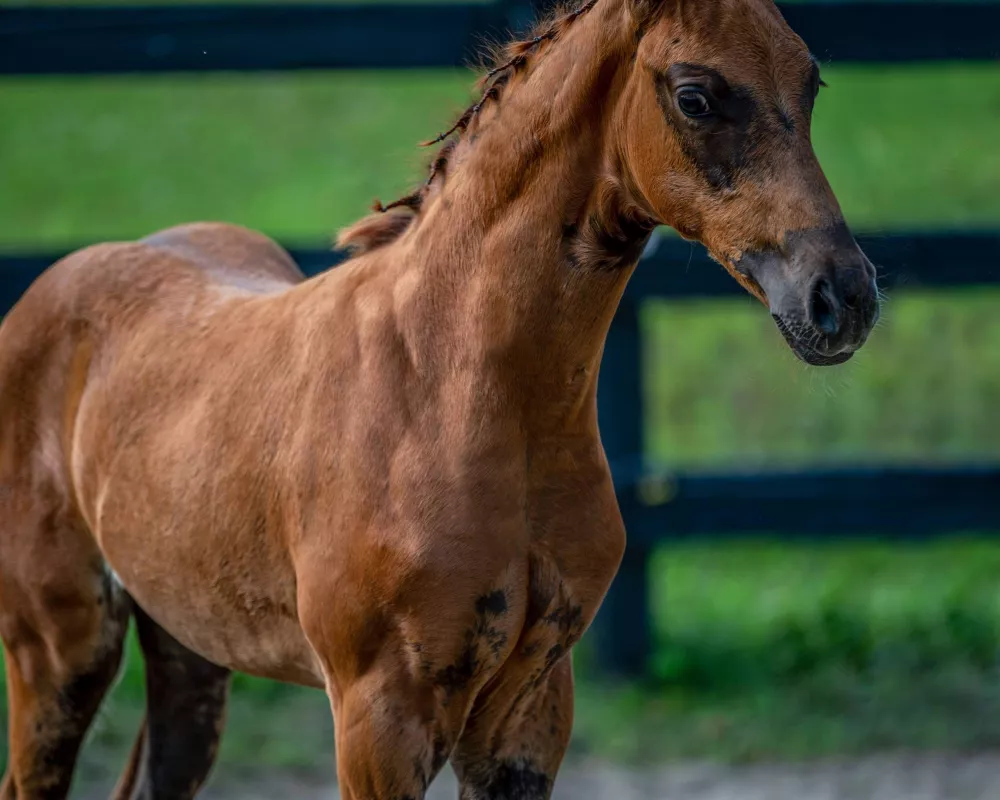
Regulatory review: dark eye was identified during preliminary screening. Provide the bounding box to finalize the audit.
[677,89,713,118]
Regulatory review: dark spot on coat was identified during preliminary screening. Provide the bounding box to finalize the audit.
[435,646,479,697]
[521,641,542,657]
[434,594,511,699]
[542,604,583,637]
[476,589,508,616]
[544,643,565,671]
[460,759,553,799]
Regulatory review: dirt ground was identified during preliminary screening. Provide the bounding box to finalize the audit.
[117,754,1000,799]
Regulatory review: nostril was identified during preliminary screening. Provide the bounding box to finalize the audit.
[809,278,840,337]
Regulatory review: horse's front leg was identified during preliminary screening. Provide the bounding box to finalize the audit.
[449,561,595,800]
[451,656,575,800]
[329,658,456,800]
[299,558,526,800]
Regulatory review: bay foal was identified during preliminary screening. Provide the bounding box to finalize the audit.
[0,0,879,796]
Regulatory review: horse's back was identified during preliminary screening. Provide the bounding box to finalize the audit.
[0,221,305,502]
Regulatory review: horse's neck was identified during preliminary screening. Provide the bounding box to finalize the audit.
[391,0,650,427]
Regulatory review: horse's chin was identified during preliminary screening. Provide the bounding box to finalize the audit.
[793,347,855,367]
[772,315,855,367]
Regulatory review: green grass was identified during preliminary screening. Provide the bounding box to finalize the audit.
[650,539,1000,687]
[0,71,472,246]
[2,65,1000,247]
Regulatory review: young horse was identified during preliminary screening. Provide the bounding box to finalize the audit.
[0,0,879,796]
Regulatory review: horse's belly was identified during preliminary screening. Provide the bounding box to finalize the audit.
[95,509,326,689]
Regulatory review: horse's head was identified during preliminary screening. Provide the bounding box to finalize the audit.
[619,0,879,365]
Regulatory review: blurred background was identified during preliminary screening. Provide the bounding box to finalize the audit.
[1,0,999,797]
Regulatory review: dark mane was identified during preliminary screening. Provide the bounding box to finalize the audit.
[336,0,601,256]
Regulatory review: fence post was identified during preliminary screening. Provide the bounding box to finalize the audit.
[589,300,651,679]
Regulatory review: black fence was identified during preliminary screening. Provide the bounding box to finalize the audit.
[3,2,1000,74]
[2,2,999,676]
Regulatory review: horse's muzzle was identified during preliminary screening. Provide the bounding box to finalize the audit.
[737,224,880,366]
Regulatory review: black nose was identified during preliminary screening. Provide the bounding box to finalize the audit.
[805,267,878,353]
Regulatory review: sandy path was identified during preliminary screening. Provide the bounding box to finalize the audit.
[167,754,1000,799]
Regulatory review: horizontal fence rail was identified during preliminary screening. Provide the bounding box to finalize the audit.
[620,464,1000,543]
[2,1,1000,75]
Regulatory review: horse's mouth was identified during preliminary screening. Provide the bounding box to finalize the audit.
[772,315,856,367]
